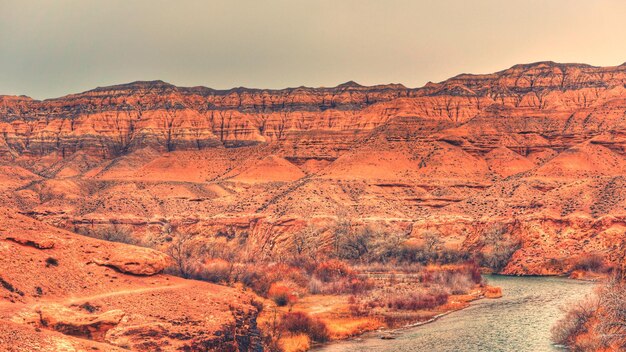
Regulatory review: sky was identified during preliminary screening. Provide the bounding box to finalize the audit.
[1,0,625,99]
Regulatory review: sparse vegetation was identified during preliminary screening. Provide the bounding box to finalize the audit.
[79,302,100,313]
[571,253,608,273]
[268,283,299,307]
[477,223,521,272]
[77,223,140,246]
[347,263,481,325]
[45,257,59,267]
[0,277,24,296]
[280,311,329,343]
[552,276,626,351]
[81,217,492,351]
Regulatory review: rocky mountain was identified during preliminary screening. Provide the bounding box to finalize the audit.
[2,61,625,159]
[2,62,626,342]
[2,62,626,257]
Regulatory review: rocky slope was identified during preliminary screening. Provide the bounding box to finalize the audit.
[0,208,262,351]
[2,60,626,276]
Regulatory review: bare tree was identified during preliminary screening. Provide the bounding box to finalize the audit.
[332,212,351,257]
[339,226,375,260]
[480,223,520,271]
[596,278,626,349]
[88,223,137,245]
[293,224,320,258]
[422,229,443,254]
[166,231,198,278]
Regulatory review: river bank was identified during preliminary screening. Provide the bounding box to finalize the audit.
[312,275,595,352]
[258,265,500,352]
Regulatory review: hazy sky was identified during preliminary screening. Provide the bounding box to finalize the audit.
[1,0,625,99]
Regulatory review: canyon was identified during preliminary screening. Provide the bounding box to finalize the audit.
[2,61,626,350]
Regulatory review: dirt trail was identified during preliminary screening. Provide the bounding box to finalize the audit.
[62,282,188,305]
[0,282,189,317]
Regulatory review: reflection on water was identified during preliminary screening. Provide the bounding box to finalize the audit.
[315,275,595,352]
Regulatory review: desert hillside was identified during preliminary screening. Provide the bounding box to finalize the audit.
[0,208,261,351]
[2,61,626,350]
[2,61,626,273]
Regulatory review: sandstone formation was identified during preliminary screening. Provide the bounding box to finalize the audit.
[1,62,626,349]
[0,209,261,351]
[91,246,171,275]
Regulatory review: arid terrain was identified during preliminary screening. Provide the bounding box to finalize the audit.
[2,61,626,350]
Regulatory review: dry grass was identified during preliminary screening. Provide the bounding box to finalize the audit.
[324,317,382,340]
[279,334,310,352]
[551,297,598,349]
[293,294,382,339]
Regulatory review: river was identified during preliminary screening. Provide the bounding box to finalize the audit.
[315,275,595,352]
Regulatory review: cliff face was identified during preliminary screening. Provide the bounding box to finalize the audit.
[3,62,625,159]
[3,61,626,276]
[0,81,415,158]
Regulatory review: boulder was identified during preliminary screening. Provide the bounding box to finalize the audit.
[37,304,125,341]
[92,246,171,275]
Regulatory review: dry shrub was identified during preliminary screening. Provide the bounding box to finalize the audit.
[237,263,308,296]
[348,299,368,317]
[280,312,329,343]
[307,278,323,295]
[378,291,449,311]
[356,261,424,273]
[349,264,483,320]
[551,297,597,348]
[306,260,373,295]
[314,260,355,282]
[279,333,310,352]
[572,253,607,273]
[237,265,273,295]
[445,273,473,295]
[312,277,374,295]
[419,264,482,294]
[552,277,626,351]
[191,258,231,283]
[45,257,59,267]
[268,282,299,307]
[250,298,265,313]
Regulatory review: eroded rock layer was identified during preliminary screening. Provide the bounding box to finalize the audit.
[0,209,261,351]
[2,61,626,276]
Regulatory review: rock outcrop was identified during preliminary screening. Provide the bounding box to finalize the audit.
[2,61,626,277]
[0,209,262,351]
[91,246,171,275]
[37,304,125,341]
[1,62,624,160]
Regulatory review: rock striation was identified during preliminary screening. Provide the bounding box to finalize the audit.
[1,62,624,160]
[2,61,626,281]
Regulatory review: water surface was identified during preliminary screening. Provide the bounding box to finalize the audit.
[315,275,595,352]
